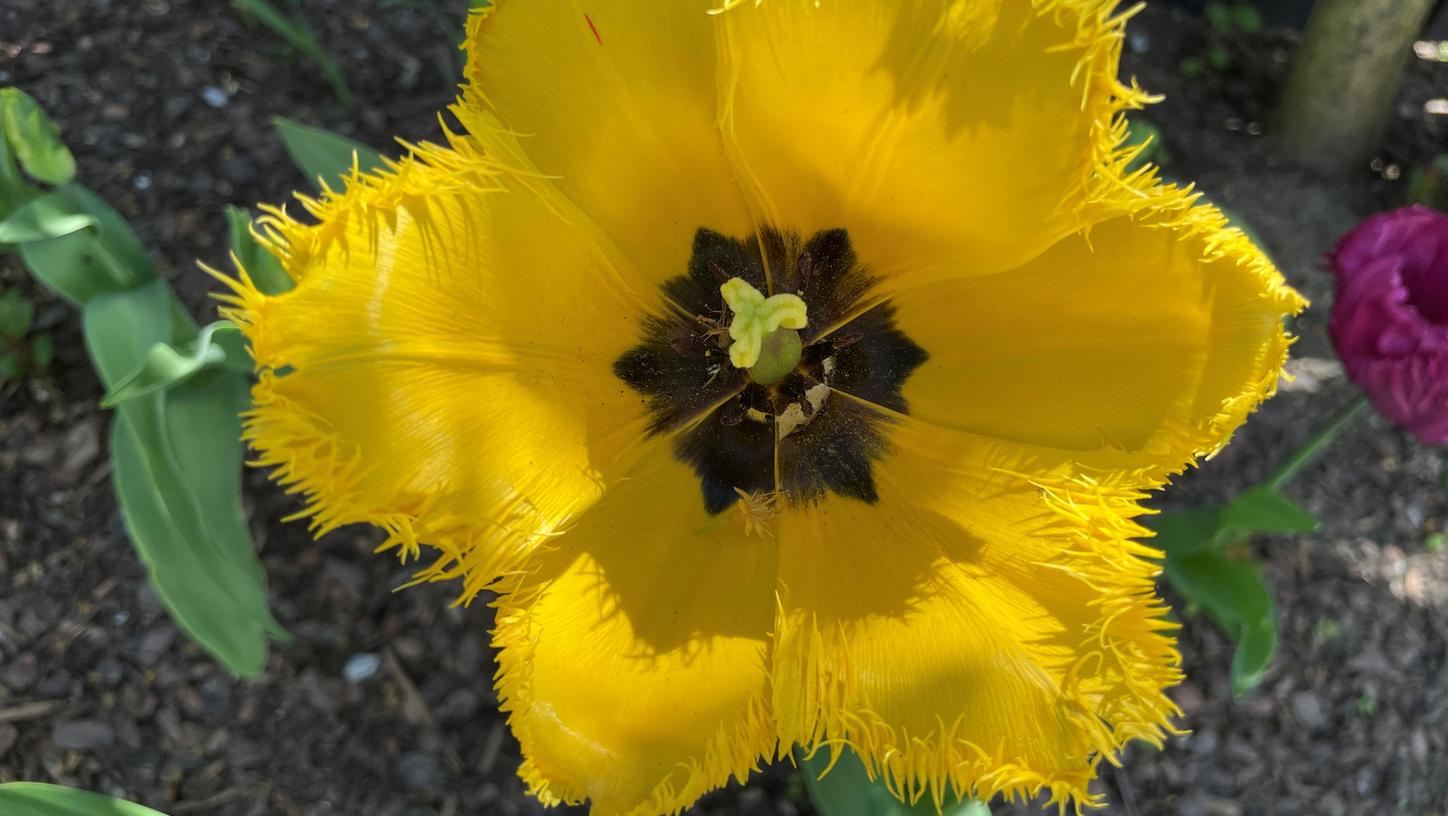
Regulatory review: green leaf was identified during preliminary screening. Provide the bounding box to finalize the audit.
[84,281,282,677]
[1122,118,1164,173]
[1164,550,1277,695]
[0,88,77,186]
[796,746,989,816]
[1147,506,1226,557]
[1231,4,1263,33]
[0,289,34,338]
[55,184,156,280]
[30,333,53,370]
[0,782,169,816]
[230,0,354,107]
[0,110,33,220]
[1220,486,1318,536]
[18,231,128,305]
[0,352,18,380]
[225,206,293,294]
[164,367,287,643]
[1204,2,1232,32]
[13,185,156,306]
[102,321,250,408]
[272,116,384,192]
[0,194,95,244]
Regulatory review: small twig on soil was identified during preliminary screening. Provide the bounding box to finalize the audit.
[382,647,464,773]
[478,720,506,775]
[0,699,65,724]
[172,785,258,813]
[54,575,117,650]
[1112,762,1140,816]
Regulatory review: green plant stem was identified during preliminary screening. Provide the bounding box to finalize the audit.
[1264,395,1370,492]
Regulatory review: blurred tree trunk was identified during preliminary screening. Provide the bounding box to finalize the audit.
[1274,0,1437,173]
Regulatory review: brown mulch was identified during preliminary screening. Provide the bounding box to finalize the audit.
[2,2,1445,815]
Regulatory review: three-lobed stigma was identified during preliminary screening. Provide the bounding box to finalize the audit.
[718,277,807,382]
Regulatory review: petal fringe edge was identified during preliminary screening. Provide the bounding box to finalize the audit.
[789,473,1184,815]
[210,138,562,605]
[492,579,779,816]
[1064,0,1307,471]
[1085,173,1309,472]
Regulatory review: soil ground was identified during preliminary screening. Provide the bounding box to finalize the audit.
[1,2,1445,815]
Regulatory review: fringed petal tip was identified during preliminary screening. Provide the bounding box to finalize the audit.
[1067,0,1312,461]
[1083,137,1309,471]
[776,466,1185,816]
[512,713,778,816]
[794,631,1184,815]
[236,368,546,604]
[210,142,566,607]
[1040,0,1161,227]
[491,577,779,816]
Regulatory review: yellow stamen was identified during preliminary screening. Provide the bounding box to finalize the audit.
[719,277,807,382]
[733,487,780,538]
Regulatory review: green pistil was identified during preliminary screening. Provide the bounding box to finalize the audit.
[719,277,807,385]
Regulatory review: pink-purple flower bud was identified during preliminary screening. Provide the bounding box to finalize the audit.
[1329,205,1448,444]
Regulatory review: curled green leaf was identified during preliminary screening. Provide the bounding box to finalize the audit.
[0,193,95,244]
[11,185,157,306]
[101,321,249,408]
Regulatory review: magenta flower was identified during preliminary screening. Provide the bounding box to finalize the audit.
[1329,205,1448,444]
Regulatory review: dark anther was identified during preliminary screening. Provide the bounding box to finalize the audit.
[797,250,814,292]
[671,333,709,358]
[614,225,926,515]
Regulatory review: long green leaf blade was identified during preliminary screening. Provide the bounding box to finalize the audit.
[84,282,277,676]
[272,116,383,192]
[230,0,355,107]
[164,367,288,640]
[224,205,293,294]
[0,782,169,816]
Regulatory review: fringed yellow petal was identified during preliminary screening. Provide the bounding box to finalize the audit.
[713,0,1154,290]
[457,0,754,297]
[222,146,654,601]
[891,189,1306,477]
[773,404,1183,813]
[494,443,778,815]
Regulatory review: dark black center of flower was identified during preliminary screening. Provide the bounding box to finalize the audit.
[613,227,927,515]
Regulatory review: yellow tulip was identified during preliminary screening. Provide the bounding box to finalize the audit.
[219,1,1306,813]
